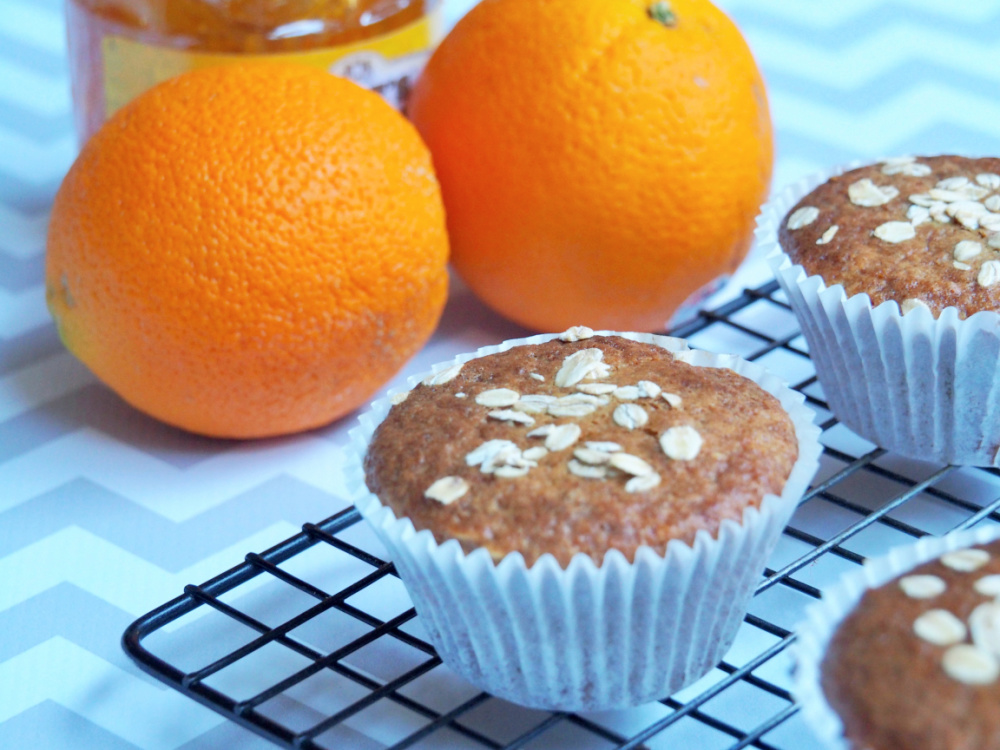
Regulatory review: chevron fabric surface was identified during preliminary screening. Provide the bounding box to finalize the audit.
[3,1,1000,748]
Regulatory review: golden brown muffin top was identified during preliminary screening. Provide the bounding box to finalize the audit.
[364,334,798,566]
[779,155,1000,318]
[822,539,1000,750]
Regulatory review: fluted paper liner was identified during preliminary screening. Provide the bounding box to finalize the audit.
[793,525,1000,750]
[346,332,821,711]
[761,163,1000,466]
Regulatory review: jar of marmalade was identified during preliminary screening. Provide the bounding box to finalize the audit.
[66,0,443,143]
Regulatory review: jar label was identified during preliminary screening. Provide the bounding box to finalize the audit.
[101,9,443,118]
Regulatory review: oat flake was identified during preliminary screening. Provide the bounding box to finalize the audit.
[979,261,1000,289]
[466,439,519,468]
[901,298,930,315]
[976,173,1000,190]
[613,385,641,400]
[986,196,1000,213]
[989,233,1000,250]
[389,391,409,405]
[954,240,984,262]
[942,644,1000,685]
[637,380,661,398]
[914,609,967,646]
[423,363,463,386]
[786,206,819,230]
[494,465,530,478]
[555,348,608,387]
[530,373,545,382]
[547,403,597,418]
[848,178,899,207]
[816,225,839,244]
[899,574,946,599]
[941,548,991,572]
[625,473,661,493]
[609,452,655,476]
[660,425,703,460]
[975,575,1000,597]
[937,176,971,191]
[970,601,1000,657]
[872,221,916,243]
[576,383,617,395]
[897,164,933,177]
[475,388,521,407]
[424,476,470,505]
[544,423,582,452]
[662,392,683,408]
[522,446,548,462]
[567,459,607,479]
[906,206,930,226]
[909,193,935,208]
[882,158,932,177]
[954,261,972,271]
[573,447,612,465]
[613,403,648,430]
[487,409,535,426]
[585,441,622,452]
[559,326,595,342]
[514,395,556,414]
[982,213,1000,232]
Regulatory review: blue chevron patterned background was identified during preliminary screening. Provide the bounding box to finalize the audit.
[2,1,1000,748]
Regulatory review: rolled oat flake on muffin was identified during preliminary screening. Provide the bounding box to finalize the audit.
[848,178,899,207]
[872,221,916,243]
[787,206,820,229]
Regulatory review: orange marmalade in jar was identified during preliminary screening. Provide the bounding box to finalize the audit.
[66,0,443,142]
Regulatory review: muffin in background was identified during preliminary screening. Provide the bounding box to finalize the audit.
[764,155,1000,466]
[348,330,821,711]
[794,526,1000,750]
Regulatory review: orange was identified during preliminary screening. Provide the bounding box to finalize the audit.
[408,0,772,332]
[46,64,448,438]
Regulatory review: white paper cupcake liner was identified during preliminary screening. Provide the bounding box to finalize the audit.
[345,332,822,712]
[761,162,1000,467]
[792,524,1000,750]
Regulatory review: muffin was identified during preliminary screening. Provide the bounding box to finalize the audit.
[794,526,1000,750]
[348,330,822,711]
[764,155,1000,466]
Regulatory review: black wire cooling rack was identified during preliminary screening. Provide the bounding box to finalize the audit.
[122,279,1000,750]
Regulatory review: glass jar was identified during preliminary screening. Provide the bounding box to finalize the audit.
[66,0,443,143]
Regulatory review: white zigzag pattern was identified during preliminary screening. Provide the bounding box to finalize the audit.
[0,125,75,185]
[0,351,93,421]
[0,637,223,750]
[0,428,350,522]
[0,285,49,340]
[0,0,66,57]
[0,205,48,259]
[748,23,1000,88]
[772,82,1000,153]
[0,57,72,119]
[0,523,306,615]
[720,0,1000,27]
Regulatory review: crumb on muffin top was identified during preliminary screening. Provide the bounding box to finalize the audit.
[364,332,798,566]
[780,155,1000,318]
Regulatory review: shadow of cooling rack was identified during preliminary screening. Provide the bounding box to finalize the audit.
[121,280,1000,750]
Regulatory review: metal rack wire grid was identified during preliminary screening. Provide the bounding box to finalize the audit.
[122,280,1000,750]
